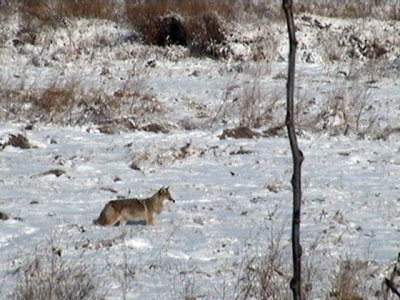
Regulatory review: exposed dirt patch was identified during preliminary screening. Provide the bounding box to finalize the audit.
[220,127,261,139]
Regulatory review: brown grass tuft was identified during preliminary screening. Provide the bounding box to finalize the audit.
[329,259,371,300]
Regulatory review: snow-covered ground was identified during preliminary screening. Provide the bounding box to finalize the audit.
[0,7,400,299]
[1,123,399,299]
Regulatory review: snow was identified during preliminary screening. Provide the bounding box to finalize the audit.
[1,125,399,298]
[0,9,400,300]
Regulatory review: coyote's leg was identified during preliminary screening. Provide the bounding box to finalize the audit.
[106,215,122,226]
[147,212,157,225]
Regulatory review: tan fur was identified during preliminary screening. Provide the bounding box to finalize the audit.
[96,187,175,226]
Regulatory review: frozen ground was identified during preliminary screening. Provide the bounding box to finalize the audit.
[1,122,399,299]
[0,9,400,300]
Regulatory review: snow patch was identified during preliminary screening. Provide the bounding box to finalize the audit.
[126,238,152,249]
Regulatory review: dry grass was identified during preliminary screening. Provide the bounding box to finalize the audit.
[125,1,231,58]
[239,78,282,129]
[17,0,120,24]
[212,73,284,131]
[5,1,233,57]
[0,1,397,136]
[11,245,99,300]
[233,239,380,300]
[329,259,374,300]
[295,0,400,20]
[186,11,227,58]
[234,230,290,300]
[0,69,163,129]
[292,80,375,137]
[124,1,233,25]
[317,83,371,136]
[2,0,398,40]
[1,1,258,59]
[0,80,115,126]
[4,0,398,25]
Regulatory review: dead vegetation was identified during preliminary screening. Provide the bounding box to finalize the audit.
[0,74,165,131]
[2,0,398,29]
[329,259,377,300]
[1,83,118,126]
[0,133,34,150]
[0,211,10,221]
[294,82,373,137]
[220,127,261,140]
[11,244,100,300]
[125,2,230,58]
[239,78,282,129]
[295,0,400,20]
[234,232,290,300]
[3,0,233,58]
[129,141,201,169]
[0,1,398,136]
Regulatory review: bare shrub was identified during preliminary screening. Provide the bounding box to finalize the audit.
[209,75,240,129]
[106,233,136,300]
[239,81,261,128]
[211,75,283,130]
[317,83,371,136]
[239,79,282,128]
[329,259,373,300]
[25,80,81,124]
[135,13,187,47]
[11,246,99,300]
[320,25,389,69]
[166,264,200,300]
[234,231,290,300]
[36,83,77,114]
[125,1,231,58]
[186,11,227,58]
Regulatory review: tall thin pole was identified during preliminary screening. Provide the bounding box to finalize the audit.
[282,1,304,299]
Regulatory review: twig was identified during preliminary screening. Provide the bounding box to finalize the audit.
[384,253,400,299]
[148,218,183,269]
[384,278,400,298]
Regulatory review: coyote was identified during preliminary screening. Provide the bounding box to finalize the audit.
[96,187,175,226]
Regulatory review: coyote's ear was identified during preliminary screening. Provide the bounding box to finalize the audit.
[166,186,170,190]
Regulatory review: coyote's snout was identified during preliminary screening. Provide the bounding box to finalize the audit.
[96,187,175,226]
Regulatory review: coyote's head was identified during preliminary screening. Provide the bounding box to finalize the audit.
[158,186,175,203]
